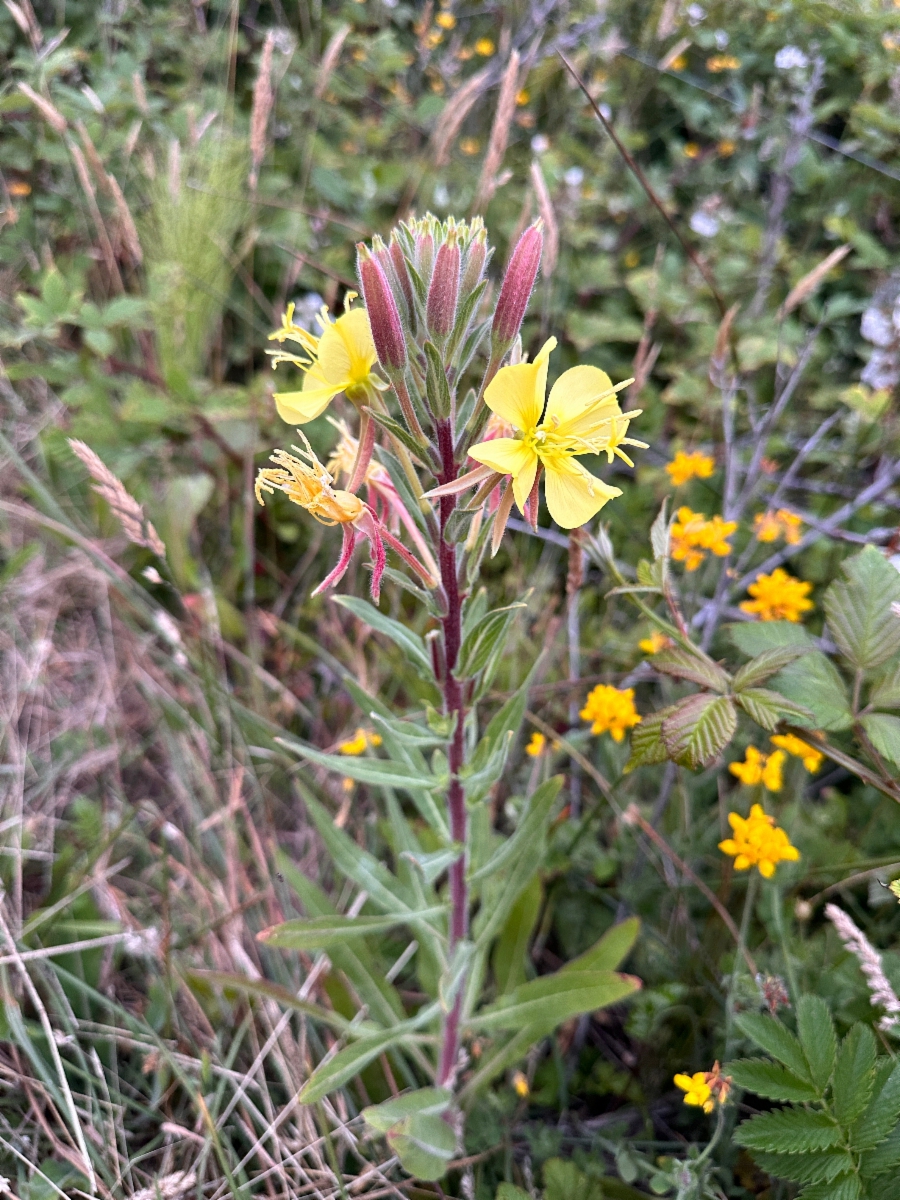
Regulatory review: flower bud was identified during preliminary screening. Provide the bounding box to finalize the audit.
[426,235,461,340]
[414,225,435,285]
[357,244,407,374]
[388,234,415,322]
[491,222,543,351]
[461,227,488,296]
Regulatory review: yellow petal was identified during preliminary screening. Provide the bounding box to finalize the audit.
[542,456,621,529]
[758,859,775,879]
[484,337,556,431]
[545,364,620,433]
[673,1074,694,1091]
[469,437,537,481]
[275,386,340,424]
[334,308,377,382]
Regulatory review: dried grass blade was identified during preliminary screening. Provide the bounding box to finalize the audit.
[779,243,851,317]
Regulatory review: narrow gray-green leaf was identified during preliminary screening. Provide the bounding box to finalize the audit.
[333,594,433,674]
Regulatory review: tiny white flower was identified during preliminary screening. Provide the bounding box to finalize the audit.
[714,29,729,48]
[564,166,585,188]
[690,211,720,237]
[530,134,550,154]
[687,3,706,23]
[142,566,163,584]
[775,46,808,70]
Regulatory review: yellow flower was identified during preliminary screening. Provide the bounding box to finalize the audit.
[468,337,643,529]
[435,11,456,28]
[753,509,802,545]
[670,507,736,571]
[338,728,383,755]
[460,137,481,155]
[267,301,379,425]
[707,54,741,71]
[8,180,31,197]
[580,684,641,742]
[719,802,799,878]
[639,631,671,655]
[771,733,823,773]
[512,1070,530,1097]
[728,746,786,791]
[674,1072,714,1113]
[670,53,688,71]
[683,142,701,159]
[717,139,736,156]
[740,568,813,623]
[516,89,530,106]
[666,450,715,485]
[474,37,495,56]
[526,731,547,757]
[623,249,640,269]
[255,434,364,526]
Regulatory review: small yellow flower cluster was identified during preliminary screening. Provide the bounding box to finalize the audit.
[669,53,688,71]
[740,568,813,622]
[753,509,802,545]
[526,731,546,757]
[670,507,737,571]
[459,137,481,155]
[338,728,383,756]
[511,1070,530,1098]
[580,685,641,742]
[683,142,701,159]
[638,631,672,655]
[719,803,800,878]
[666,450,715,486]
[674,1062,732,1112]
[717,139,736,156]
[707,54,742,71]
[729,746,785,791]
[771,733,823,773]
[474,36,495,56]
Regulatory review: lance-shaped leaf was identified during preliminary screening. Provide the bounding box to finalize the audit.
[661,693,737,768]
[279,738,445,796]
[455,601,527,679]
[735,687,815,732]
[560,918,640,974]
[735,1108,843,1154]
[650,498,670,560]
[258,907,448,951]
[858,713,900,768]
[823,545,900,671]
[733,645,809,691]
[333,595,433,675]
[366,405,433,461]
[469,969,639,1036]
[726,1058,820,1104]
[423,340,452,419]
[652,646,731,692]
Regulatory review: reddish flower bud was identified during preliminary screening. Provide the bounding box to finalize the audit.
[415,227,435,285]
[426,236,461,340]
[492,222,543,350]
[357,244,407,374]
[388,234,415,322]
[461,228,488,296]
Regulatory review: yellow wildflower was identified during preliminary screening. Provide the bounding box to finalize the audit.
[516,89,530,106]
[753,509,802,545]
[512,1070,530,1097]
[255,434,364,526]
[639,631,672,655]
[670,53,688,71]
[670,507,736,571]
[468,337,643,529]
[740,568,813,623]
[338,728,383,755]
[707,54,741,71]
[717,139,736,156]
[666,450,715,485]
[683,142,701,159]
[719,802,799,878]
[674,1072,714,1113]
[580,684,641,742]
[267,301,380,425]
[8,180,31,197]
[623,249,640,269]
[460,137,480,155]
[729,746,786,792]
[475,37,495,56]
[526,731,547,757]
[771,733,823,773]
[435,11,456,28]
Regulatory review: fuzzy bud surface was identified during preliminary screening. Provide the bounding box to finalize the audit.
[492,223,543,350]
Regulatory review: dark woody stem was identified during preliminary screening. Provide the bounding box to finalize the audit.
[435,415,468,1088]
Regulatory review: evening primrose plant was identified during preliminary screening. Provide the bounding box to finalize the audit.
[253,216,644,1180]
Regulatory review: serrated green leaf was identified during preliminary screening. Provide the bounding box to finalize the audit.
[823,545,900,671]
[332,595,432,674]
[858,713,900,768]
[834,1023,876,1125]
[770,652,853,731]
[734,1107,842,1153]
[652,646,731,692]
[860,1125,900,1176]
[258,907,447,950]
[797,1175,861,1200]
[726,1057,820,1103]
[363,1087,451,1133]
[733,645,809,690]
[851,1063,900,1150]
[870,662,900,710]
[470,969,639,1036]
[735,1012,812,1081]
[729,620,816,655]
[623,706,675,771]
[735,687,815,731]
[661,693,737,768]
[749,1148,855,1186]
[796,995,837,1093]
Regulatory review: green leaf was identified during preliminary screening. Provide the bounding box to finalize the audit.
[185,970,352,1033]
[279,738,443,795]
[401,847,462,886]
[728,620,816,655]
[455,602,527,679]
[652,646,731,692]
[543,1158,606,1200]
[796,994,837,1093]
[497,1186,532,1200]
[736,687,815,731]
[423,341,452,419]
[387,1112,457,1181]
[492,875,542,995]
[298,1012,435,1103]
[258,908,447,950]
[851,1063,900,1150]
[735,1012,812,1082]
[366,405,431,459]
[726,1058,820,1103]
[469,776,561,886]
[734,1107,842,1153]
[833,1023,876,1125]
[823,546,900,671]
[733,645,809,690]
[623,706,674,771]
[561,918,640,974]
[470,970,639,1036]
[797,1175,861,1200]
[860,1126,900,1176]
[747,1148,854,1186]
[661,693,737,768]
[650,499,670,561]
[870,662,900,710]
[362,1087,451,1133]
[769,652,853,731]
[332,595,432,675]
[858,713,900,768]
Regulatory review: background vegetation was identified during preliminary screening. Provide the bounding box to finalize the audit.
[2,0,900,1197]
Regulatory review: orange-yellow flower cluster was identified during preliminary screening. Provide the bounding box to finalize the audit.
[674,1062,733,1112]
[729,746,786,791]
[707,54,742,71]
[666,450,715,486]
[638,631,673,655]
[338,728,383,756]
[753,509,802,545]
[580,684,641,742]
[526,732,546,758]
[771,733,824,773]
[740,568,813,622]
[719,803,800,878]
[670,507,737,571]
